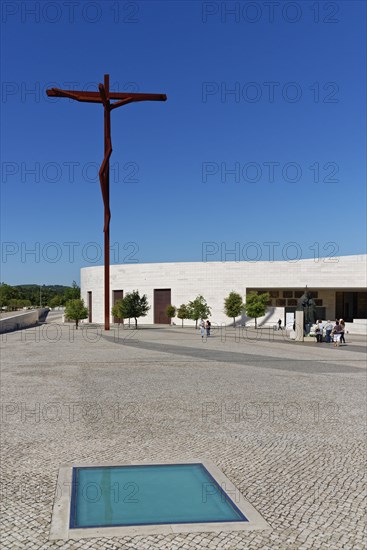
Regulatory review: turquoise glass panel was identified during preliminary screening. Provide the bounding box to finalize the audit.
[70,463,248,528]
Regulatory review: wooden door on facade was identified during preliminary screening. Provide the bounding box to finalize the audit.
[87,291,92,322]
[154,289,171,324]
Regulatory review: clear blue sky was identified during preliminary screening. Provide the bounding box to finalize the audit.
[1,0,366,285]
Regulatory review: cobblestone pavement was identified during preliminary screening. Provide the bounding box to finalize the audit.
[1,321,366,549]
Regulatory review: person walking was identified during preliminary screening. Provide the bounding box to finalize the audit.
[324,320,333,343]
[199,319,205,340]
[277,318,282,330]
[339,318,346,344]
[315,319,323,343]
[205,319,211,337]
[332,319,343,347]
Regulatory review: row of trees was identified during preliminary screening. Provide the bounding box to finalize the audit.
[63,290,271,330]
[225,291,270,329]
[165,295,211,328]
[166,291,270,329]
[0,282,80,310]
[65,292,210,330]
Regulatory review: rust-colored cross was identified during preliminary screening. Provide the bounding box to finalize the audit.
[47,75,167,330]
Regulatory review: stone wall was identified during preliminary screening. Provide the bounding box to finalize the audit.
[81,255,367,328]
[0,309,50,334]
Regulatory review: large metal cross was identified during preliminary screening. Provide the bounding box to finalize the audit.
[46,75,167,330]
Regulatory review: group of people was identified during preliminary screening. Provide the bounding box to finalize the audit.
[314,319,346,346]
[199,319,211,339]
[196,317,347,346]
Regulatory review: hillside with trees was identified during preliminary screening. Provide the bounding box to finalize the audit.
[0,281,80,310]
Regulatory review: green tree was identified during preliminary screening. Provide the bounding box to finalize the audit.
[187,295,211,329]
[114,290,150,329]
[62,281,80,304]
[111,301,124,324]
[165,305,176,324]
[224,291,245,327]
[8,298,21,311]
[64,298,88,329]
[16,285,40,306]
[177,304,190,328]
[40,285,50,307]
[0,283,19,309]
[244,292,270,329]
[18,299,32,309]
[49,296,61,309]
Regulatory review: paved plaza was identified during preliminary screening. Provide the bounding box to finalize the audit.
[1,313,366,549]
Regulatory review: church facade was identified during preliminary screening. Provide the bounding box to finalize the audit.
[81,254,367,330]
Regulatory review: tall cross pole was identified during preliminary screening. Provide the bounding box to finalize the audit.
[46,75,167,330]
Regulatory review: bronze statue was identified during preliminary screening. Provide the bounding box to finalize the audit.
[297,290,317,326]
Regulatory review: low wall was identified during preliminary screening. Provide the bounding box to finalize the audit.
[0,309,50,334]
[345,319,367,335]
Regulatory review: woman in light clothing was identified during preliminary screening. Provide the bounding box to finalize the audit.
[199,319,206,340]
[332,320,343,347]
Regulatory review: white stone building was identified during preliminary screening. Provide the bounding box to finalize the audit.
[81,254,367,330]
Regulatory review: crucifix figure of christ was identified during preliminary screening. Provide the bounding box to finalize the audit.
[46,75,167,330]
